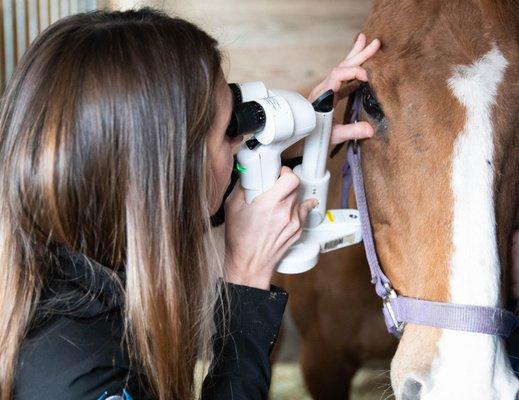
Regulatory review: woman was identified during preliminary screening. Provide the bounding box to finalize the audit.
[0,8,379,400]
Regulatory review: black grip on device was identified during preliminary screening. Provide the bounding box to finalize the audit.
[312,89,334,113]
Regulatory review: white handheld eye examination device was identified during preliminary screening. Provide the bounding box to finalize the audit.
[226,82,362,274]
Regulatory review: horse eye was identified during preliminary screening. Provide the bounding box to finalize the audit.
[361,84,384,121]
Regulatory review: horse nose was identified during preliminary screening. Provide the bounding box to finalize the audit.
[402,377,423,400]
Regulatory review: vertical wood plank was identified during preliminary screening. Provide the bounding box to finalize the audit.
[70,0,79,14]
[28,0,38,42]
[0,0,5,89]
[39,0,49,32]
[49,0,59,23]
[10,0,17,65]
[36,0,41,32]
[59,0,69,18]
[15,0,26,61]
[86,0,98,10]
[3,0,15,81]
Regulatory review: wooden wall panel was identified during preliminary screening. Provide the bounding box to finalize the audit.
[0,0,108,90]
[111,0,372,93]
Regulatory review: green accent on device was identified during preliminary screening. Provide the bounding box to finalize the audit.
[235,162,248,173]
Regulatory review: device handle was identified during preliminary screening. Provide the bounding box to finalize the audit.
[296,90,335,228]
[237,140,282,203]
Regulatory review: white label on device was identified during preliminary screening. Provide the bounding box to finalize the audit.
[321,233,356,253]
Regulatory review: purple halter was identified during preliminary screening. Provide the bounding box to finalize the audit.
[340,89,519,338]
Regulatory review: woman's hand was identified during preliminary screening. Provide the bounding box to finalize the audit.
[309,33,380,145]
[224,167,317,290]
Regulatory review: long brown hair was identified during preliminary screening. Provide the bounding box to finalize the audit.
[0,9,224,399]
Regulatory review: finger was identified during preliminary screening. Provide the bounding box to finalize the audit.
[345,33,367,59]
[328,66,369,87]
[276,168,300,200]
[273,206,303,254]
[340,38,380,67]
[340,38,381,68]
[274,197,317,253]
[263,167,300,202]
[282,189,299,212]
[331,121,374,144]
[274,226,304,261]
[298,198,319,223]
[279,165,292,176]
[285,203,303,237]
[309,66,369,102]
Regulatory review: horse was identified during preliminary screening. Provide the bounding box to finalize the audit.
[278,0,519,399]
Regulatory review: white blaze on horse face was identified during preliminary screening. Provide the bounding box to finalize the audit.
[422,45,518,400]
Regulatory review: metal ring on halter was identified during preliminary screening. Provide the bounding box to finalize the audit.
[382,283,406,333]
[352,138,359,154]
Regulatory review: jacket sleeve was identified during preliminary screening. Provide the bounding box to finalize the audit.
[201,283,288,400]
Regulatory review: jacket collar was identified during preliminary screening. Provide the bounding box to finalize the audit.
[36,247,124,322]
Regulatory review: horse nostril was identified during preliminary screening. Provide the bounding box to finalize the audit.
[402,378,422,400]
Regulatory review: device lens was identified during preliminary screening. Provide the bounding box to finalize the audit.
[226,101,266,138]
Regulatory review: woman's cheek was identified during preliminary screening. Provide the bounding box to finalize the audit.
[220,145,233,186]
[228,148,234,175]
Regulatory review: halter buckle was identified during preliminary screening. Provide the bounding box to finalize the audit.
[383,283,405,333]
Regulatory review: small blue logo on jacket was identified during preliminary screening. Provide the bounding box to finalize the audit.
[96,388,133,400]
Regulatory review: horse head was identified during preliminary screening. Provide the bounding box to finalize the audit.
[357,0,519,398]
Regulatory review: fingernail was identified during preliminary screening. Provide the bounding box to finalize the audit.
[313,200,319,209]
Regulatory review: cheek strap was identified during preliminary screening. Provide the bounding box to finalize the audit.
[342,129,518,338]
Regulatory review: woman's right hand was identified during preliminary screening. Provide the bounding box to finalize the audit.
[224,166,317,290]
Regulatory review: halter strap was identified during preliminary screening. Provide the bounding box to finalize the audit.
[343,142,519,338]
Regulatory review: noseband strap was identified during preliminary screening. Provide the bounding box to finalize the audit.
[343,133,519,338]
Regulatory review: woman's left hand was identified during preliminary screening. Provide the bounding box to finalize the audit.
[308,33,380,145]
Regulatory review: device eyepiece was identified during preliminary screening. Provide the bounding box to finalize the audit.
[226,101,266,138]
[228,83,243,106]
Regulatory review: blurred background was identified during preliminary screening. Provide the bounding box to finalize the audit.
[1,0,372,93]
[1,1,393,399]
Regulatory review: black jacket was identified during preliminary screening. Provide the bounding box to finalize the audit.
[14,248,288,399]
